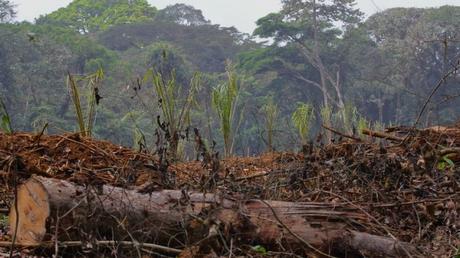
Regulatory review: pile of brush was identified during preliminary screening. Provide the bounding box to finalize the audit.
[0,124,458,257]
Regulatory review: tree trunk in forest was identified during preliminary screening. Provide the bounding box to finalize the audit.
[9,176,418,257]
[335,70,345,109]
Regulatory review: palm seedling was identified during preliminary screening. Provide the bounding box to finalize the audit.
[339,102,359,135]
[148,69,201,161]
[357,116,370,138]
[121,111,147,151]
[0,97,12,134]
[261,97,279,152]
[67,69,104,137]
[212,64,240,157]
[292,102,315,146]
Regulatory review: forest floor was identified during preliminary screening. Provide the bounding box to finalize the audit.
[0,124,459,257]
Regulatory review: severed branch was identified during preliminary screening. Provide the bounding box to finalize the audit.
[218,171,273,186]
[322,124,363,142]
[439,147,460,156]
[0,240,182,254]
[361,128,404,142]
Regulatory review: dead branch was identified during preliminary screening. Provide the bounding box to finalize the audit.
[322,124,363,142]
[0,240,182,254]
[439,147,460,156]
[361,128,404,142]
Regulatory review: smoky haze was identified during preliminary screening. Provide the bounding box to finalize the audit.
[12,0,460,33]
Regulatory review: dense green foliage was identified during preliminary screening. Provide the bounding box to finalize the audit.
[1,0,460,157]
[36,0,157,33]
[155,3,209,26]
[0,0,15,23]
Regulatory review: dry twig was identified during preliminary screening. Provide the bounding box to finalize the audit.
[0,240,182,254]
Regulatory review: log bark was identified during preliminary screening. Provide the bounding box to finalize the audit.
[9,176,418,257]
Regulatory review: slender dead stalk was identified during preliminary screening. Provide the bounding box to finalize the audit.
[413,61,460,128]
[361,128,403,142]
[439,147,460,156]
[322,124,363,142]
[0,241,182,255]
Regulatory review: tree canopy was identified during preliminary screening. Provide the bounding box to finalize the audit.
[254,0,363,110]
[155,4,210,26]
[0,0,15,23]
[36,0,157,33]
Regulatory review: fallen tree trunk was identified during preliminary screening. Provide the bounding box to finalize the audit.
[9,176,418,257]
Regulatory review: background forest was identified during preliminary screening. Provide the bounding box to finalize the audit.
[1,0,460,158]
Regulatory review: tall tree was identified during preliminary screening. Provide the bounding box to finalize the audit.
[0,24,73,131]
[0,0,15,23]
[155,4,210,26]
[347,6,460,125]
[36,0,157,34]
[254,0,363,109]
[97,21,253,72]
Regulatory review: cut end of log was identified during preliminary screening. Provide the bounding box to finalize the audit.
[9,177,50,245]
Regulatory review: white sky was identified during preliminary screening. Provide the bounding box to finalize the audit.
[12,0,460,33]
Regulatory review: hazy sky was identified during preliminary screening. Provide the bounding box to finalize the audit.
[13,0,460,33]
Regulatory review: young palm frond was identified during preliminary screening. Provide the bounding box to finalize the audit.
[85,69,104,136]
[121,111,147,151]
[0,97,12,134]
[148,68,201,160]
[67,68,104,137]
[261,97,279,151]
[67,73,85,135]
[292,102,315,146]
[212,64,240,157]
[340,102,359,134]
[357,116,370,138]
